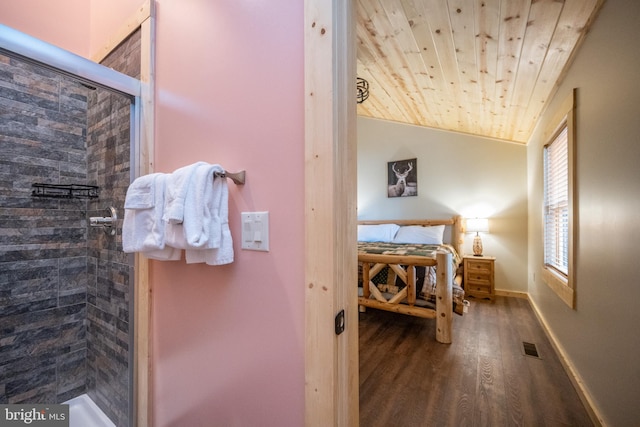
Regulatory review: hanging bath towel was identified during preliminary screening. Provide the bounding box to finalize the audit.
[183,163,234,265]
[163,161,207,224]
[122,173,165,253]
[122,173,181,260]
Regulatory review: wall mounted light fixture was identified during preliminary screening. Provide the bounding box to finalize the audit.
[357,77,369,104]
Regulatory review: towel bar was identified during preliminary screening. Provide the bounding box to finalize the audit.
[214,170,245,185]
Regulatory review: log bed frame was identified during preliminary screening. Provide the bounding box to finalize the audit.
[358,216,465,344]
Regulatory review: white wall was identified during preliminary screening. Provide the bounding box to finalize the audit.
[358,117,528,293]
[527,0,640,425]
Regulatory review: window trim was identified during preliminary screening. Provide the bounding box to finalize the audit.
[541,89,576,309]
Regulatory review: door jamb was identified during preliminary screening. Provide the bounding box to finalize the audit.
[304,0,358,425]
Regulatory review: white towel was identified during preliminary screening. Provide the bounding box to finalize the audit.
[164,162,219,249]
[183,163,223,248]
[185,225,234,265]
[123,173,166,253]
[163,161,207,224]
[126,161,235,265]
[163,221,187,250]
[144,246,182,261]
[184,165,234,265]
[122,173,182,261]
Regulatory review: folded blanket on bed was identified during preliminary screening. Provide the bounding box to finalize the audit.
[357,241,461,265]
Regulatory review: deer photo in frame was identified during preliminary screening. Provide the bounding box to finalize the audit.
[387,158,417,197]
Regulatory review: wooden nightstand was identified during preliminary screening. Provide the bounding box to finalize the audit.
[463,255,495,300]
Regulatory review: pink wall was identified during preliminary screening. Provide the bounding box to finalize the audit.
[2,1,306,425]
[89,0,145,56]
[151,0,305,425]
[0,0,90,56]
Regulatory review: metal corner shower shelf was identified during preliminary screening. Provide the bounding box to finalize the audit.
[31,183,100,199]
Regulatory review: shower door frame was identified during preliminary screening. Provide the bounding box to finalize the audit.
[0,23,151,427]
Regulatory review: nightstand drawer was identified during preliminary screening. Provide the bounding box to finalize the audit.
[467,275,491,286]
[463,256,495,301]
[467,262,492,274]
[467,282,491,292]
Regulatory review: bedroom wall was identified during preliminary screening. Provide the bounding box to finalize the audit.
[358,117,528,294]
[527,0,640,425]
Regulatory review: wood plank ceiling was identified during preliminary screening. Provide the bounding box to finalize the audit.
[356,0,604,144]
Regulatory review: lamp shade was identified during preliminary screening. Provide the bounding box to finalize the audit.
[467,218,489,233]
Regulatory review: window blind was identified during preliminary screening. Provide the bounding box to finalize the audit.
[543,126,569,275]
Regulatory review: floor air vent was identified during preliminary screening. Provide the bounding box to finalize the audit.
[522,341,541,359]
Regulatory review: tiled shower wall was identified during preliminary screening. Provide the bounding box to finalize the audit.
[0,29,139,427]
[0,53,91,404]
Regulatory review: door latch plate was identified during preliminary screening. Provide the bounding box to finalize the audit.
[335,309,345,335]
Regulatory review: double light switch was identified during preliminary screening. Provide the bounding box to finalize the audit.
[241,211,269,251]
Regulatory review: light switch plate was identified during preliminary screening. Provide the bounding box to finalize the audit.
[240,211,269,251]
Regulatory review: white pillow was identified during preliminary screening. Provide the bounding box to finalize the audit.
[357,224,400,242]
[392,225,445,245]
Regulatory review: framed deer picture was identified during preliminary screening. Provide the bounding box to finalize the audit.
[387,158,417,197]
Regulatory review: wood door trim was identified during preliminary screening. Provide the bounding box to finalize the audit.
[304,0,358,425]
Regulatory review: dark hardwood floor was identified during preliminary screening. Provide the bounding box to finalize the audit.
[359,296,593,427]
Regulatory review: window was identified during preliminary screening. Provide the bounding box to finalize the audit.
[544,126,569,275]
[541,90,575,308]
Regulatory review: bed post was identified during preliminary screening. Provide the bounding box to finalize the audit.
[452,215,464,257]
[435,251,453,344]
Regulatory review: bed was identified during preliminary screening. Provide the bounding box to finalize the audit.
[357,216,465,343]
